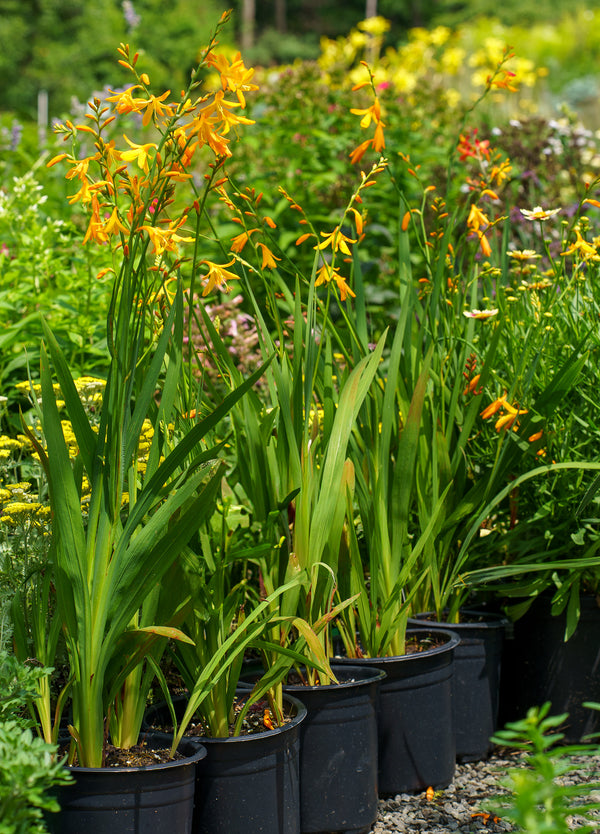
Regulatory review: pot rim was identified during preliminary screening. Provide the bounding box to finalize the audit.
[335,627,460,664]
[280,663,387,692]
[410,609,510,629]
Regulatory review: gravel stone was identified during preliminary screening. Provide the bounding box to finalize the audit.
[368,748,600,833]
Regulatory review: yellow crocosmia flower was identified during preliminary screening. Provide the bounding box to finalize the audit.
[139,90,176,127]
[103,207,129,237]
[316,226,357,256]
[560,229,598,261]
[207,51,259,108]
[68,179,111,206]
[105,86,146,115]
[315,264,355,301]
[121,136,158,174]
[140,217,194,257]
[257,242,281,270]
[200,258,240,296]
[466,203,490,232]
[65,157,92,182]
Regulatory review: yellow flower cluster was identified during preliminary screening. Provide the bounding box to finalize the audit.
[318,17,547,116]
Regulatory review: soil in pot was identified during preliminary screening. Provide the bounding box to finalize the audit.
[144,691,306,834]
[46,734,205,834]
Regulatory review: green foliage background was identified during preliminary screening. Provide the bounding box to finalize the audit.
[3,0,600,118]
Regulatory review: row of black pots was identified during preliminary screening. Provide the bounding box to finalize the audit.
[49,598,600,834]
[48,627,461,834]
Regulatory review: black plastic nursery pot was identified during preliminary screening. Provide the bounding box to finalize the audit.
[336,628,460,796]
[46,734,206,834]
[284,665,385,834]
[409,610,508,762]
[241,664,386,834]
[499,593,600,742]
[144,692,306,834]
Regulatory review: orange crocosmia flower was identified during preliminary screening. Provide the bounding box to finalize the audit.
[200,258,240,296]
[481,394,527,431]
[211,90,255,135]
[351,96,382,128]
[257,242,281,270]
[480,394,507,420]
[230,228,259,253]
[46,152,71,168]
[83,195,110,245]
[463,373,481,396]
[349,139,372,165]
[457,128,490,162]
[528,430,543,443]
[495,407,527,431]
[188,110,231,158]
[489,69,517,92]
[349,207,364,236]
[372,121,386,152]
[477,232,492,257]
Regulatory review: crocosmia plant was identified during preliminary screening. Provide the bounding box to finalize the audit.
[40,11,263,768]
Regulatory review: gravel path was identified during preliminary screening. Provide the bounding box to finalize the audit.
[370,748,600,833]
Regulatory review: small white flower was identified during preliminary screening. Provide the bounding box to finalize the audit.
[520,206,561,221]
[463,308,499,320]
